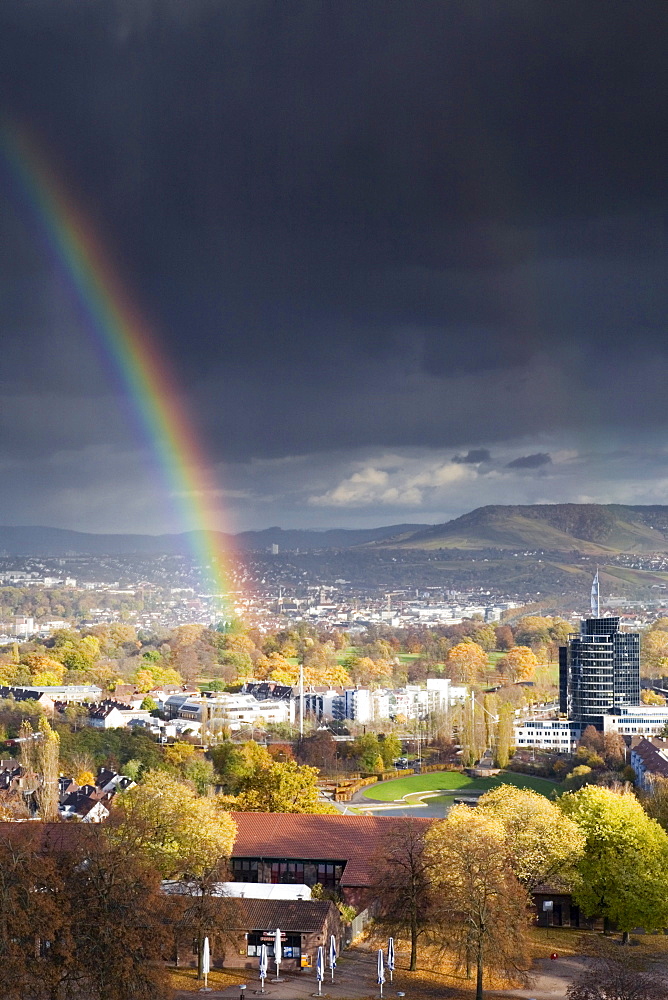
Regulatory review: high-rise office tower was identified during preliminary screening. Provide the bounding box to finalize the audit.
[559,616,640,727]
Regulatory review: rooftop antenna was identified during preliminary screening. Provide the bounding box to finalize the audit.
[591,568,600,617]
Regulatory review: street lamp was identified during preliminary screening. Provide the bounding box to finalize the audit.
[239,984,247,1000]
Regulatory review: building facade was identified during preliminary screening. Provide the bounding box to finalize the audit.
[559,616,640,727]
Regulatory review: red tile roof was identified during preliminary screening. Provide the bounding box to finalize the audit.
[231,812,431,887]
[233,898,338,933]
[632,737,668,778]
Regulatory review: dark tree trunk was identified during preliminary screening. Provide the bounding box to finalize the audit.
[476,950,484,1000]
[410,910,418,971]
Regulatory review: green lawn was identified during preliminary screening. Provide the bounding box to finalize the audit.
[469,771,559,797]
[362,771,475,800]
[362,769,558,801]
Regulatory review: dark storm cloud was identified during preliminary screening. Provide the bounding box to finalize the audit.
[453,449,492,465]
[0,1,667,526]
[506,453,552,470]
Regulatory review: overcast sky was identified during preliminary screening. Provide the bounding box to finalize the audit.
[1,1,667,534]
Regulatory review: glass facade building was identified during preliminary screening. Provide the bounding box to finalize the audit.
[559,617,640,727]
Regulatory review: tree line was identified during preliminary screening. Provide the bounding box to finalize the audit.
[0,771,239,1000]
[374,783,668,1000]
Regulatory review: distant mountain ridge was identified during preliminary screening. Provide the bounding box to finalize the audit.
[0,523,427,556]
[3,505,668,557]
[384,504,668,554]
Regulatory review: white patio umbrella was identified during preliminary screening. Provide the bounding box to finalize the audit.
[274,927,282,980]
[202,936,211,991]
[329,934,337,982]
[316,944,325,996]
[377,947,385,997]
[387,937,395,983]
[259,943,268,993]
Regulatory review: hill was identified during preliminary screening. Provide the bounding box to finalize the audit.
[383,504,668,554]
[0,523,426,556]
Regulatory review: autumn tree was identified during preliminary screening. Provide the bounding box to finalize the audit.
[35,716,60,821]
[494,625,515,651]
[559,784,668,940]
[378,732,402,768]
[458,695,487,766]
[0,827,71,1000]
[641,625,668,677]
[638,775,668,832]
[65,833,171,1000]
[498,646,538,682]
[641,688,666,705]
[477,785,585,891]
[209,739,273,794]
[350,732,384,772]
[110,769,237,877]
[18,652,67,686]
[173,858,241,980]
[426,806,531,1000]
[296,730,338,772]
[446,641,487,683]
[343,654,392,687]
[49,630,101,673]
[19,717,60,821]
[236,759,336,813]
[373,819,435,971]
[494,703,514,769]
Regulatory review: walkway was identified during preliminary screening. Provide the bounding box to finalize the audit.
[174,949,588,1000]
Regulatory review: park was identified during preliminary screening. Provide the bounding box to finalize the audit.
[358,770,558,816]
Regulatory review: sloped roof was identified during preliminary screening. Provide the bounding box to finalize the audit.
[233,898,337,933]
[632,737,668,778]
[231,812,431,887]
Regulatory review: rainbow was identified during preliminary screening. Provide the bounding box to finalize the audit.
[1,124,237,615]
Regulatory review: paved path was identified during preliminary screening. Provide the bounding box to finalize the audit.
[174,950,587,1000]
[494,956,589,999]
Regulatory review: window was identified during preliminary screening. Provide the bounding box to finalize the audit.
[247,933,301,959]
[232,859,259,882]
[317,863,341,890]
[270,862,304,884]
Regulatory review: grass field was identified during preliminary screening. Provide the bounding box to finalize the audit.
[362,769,558,801]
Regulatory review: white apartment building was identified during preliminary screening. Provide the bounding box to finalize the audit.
[514,719,583,752]
[168,692,295,731]
[12,616,35,638]
[344,687,372,724]
[602,704,668,737]
[515,704,668,752]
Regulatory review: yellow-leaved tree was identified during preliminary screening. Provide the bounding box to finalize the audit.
[236,759,337,814]
[446,641,487,682]
[426,805,531,1000]
[476,785,585,891]
[110,770,236,877]
[498,645,538,682]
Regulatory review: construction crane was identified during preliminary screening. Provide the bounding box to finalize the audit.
[384,591,405,612]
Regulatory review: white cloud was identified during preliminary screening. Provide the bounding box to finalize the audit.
[309,457,475,508]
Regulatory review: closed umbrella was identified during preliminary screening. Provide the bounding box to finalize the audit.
[377,947,385,997]
[259,944,268,993]
[316,945,325,995]
[274,927,282,980]
[329,934,337,982]
[387,937,395,983]
[202,937,210,991]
